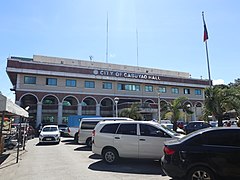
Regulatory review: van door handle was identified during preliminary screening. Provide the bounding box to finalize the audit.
[139,139,145,141]
[115,137,120,139]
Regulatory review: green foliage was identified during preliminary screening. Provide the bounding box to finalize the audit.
[119,102,143,120]
[204,84,240,126]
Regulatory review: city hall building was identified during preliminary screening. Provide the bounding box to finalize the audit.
[6,55,209,127]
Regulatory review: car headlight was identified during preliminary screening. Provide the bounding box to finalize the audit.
[39,134,43,138]
[55,134,59,137]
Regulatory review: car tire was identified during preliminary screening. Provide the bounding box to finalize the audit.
[187,166,215,180]
[86,138,92,147]
[102,148,119,164]
[74,133,78,143]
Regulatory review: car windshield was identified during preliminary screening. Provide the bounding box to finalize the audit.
[42,127,58,132]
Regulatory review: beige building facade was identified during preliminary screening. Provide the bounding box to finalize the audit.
[7,55,209,127]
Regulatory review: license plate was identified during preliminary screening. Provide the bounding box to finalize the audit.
[46,138,51,141]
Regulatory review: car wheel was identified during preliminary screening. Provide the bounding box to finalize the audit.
[86,138,92,147]
[102,148,119,164]
[187,166,215,180]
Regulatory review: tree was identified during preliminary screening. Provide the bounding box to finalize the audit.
[161,96,193,131]
[119,102,143,120]
[204,85,240,126]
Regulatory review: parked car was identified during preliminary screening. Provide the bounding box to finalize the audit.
[160,123,185,134]
[184,121,212,134]
[39,125,61,144]
[92,120,184,164]
[78,117,133,147]
[58,124,68,137]
[161,127,240,180]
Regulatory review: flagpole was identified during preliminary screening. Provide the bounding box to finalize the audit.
[106,12,109,63]
[202,11,212,87]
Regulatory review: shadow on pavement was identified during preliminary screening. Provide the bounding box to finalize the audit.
[88,158,166,175]
[36,142,59,146]
[88,154,102,160]
[0,153,10,165]
[74,146,91,151]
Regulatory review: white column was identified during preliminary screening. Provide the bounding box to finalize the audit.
[77,103,82,115]
[58,103,63,124]
[96,104,100,116]
[36,102,42,128]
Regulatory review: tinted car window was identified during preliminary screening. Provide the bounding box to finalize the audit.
[100,123,120,134]
[81,121,99,130]
[204,130,240,147]
[116,124,137,135]
[140,124,166,137]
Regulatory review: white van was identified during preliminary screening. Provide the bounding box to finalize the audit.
[78,117,133,147]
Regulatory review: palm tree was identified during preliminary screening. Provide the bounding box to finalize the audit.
[161,96,193,131]
[119,102,143,120]
[204,85,240,126]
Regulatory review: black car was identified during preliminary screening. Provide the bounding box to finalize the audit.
[184,121,212,134]
[58,124,69,137]
[161,127,240,180]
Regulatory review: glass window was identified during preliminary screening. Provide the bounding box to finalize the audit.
[66,79,76,87]
[46,78,57,86]
[140,124,165,137]
[100,123,120,134]
[204,130,240,147]
[171,88,179,94]
[117,83,140,91]
[145,85,153,92]
[158,87,166,93]
[80,121,99,130]
[184,88,191,94]
[116,124,137,135]
[195,89,202,95]
[102,82,112,89]
[24,76,36,84]
[85,81,95,88]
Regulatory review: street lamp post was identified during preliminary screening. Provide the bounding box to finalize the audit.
[185,104,191,123]
[114,97,119,117]
[158,93,161,123]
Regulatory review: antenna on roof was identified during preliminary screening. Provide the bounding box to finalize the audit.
[106,12,109,63]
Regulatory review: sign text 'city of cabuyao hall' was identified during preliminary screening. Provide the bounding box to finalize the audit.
[93,70,161,81]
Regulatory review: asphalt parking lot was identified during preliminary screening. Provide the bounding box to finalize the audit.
[0,137,173,180]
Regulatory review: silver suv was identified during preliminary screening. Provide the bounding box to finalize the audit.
[92,120,184,164]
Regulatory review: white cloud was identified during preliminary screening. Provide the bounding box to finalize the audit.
[213,79,225,85]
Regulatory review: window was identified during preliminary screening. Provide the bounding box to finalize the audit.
[100,124,120,134]
[171,88,179,94]
[24,76,36,84]
[158,87,166,93]
[140,124,165,137]
[80,121,99,130]
[46,78,57,86]
[102,82,112,89]
[184,88,190,94]
[116,124,137,135]
[203,130,240,147]
[85,81,95,88]
[145,85,153,92]
[117,83,140,91]
[66,79,76,87]
[195,89,202,95]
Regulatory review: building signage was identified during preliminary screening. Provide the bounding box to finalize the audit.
[93,69,161,81]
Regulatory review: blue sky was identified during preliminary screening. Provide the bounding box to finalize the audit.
[1,0,239,101]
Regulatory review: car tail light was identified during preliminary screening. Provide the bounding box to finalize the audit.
[164,146,175,155]
[92,130,95,137]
